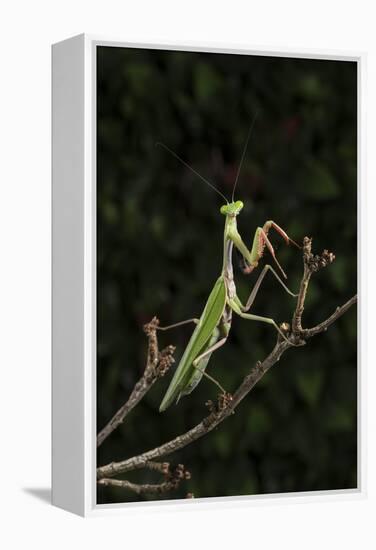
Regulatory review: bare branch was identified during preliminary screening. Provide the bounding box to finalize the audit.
[97,463,191,496]
[143,461,170,475]
[98,478,178,496]
[302,295,357,338]
[96,342,287,479]
[292,237,336,333]
[97,318,175,447]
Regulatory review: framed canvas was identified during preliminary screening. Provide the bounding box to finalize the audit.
[52,34,362,517]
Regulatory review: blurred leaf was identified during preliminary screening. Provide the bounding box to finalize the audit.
[296,369,324,407]
[194,63,221,102]
[213,430,232,458]
[301,159,340,200]
[328,257,348,292]
[101,199,119,225]
[326,405,354,432]
[241,474,259,495]
[248,404,272,434]
[297,74,327,101]
[125,62,153,95]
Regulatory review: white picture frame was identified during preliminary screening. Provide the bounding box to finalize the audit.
[52,34,363,517]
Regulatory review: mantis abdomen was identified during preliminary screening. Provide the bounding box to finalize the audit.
[159,276,227,411]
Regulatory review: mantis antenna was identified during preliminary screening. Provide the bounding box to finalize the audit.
[156,142,229,204]
[231,112,258,202]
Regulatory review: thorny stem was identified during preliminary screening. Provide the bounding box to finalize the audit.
[97,237,357,493]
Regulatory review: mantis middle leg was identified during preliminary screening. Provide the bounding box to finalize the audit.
[228,296,299,346]
[156,318,199,331]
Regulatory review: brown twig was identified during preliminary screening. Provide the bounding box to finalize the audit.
[97,478,176,495]
[97,317,175,447]
[97,237,357,490]
[292,237,336,333]
[301,295,357,338]
[97,463,191,496]
[143,461,170,475]
[97,478,179,496]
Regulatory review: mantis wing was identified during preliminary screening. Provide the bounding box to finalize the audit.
[159,276,227,411]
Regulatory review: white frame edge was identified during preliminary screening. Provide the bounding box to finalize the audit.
[51,33,365,517]
[52,34,86,515]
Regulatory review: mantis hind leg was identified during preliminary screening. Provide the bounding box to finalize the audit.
[193,337,228,365]
[243,264,298,312]
[182,336,229,397]
[191,360,227,394]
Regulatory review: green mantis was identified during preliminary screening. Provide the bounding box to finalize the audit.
[156,132,300,412]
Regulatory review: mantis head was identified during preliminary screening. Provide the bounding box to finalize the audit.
[220,201,244,217]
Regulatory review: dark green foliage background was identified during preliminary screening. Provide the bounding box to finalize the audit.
[96,46,357,504]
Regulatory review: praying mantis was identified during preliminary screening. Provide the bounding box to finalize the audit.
[156,128,300,412]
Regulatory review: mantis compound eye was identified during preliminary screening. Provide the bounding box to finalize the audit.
[220,201,244,216]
